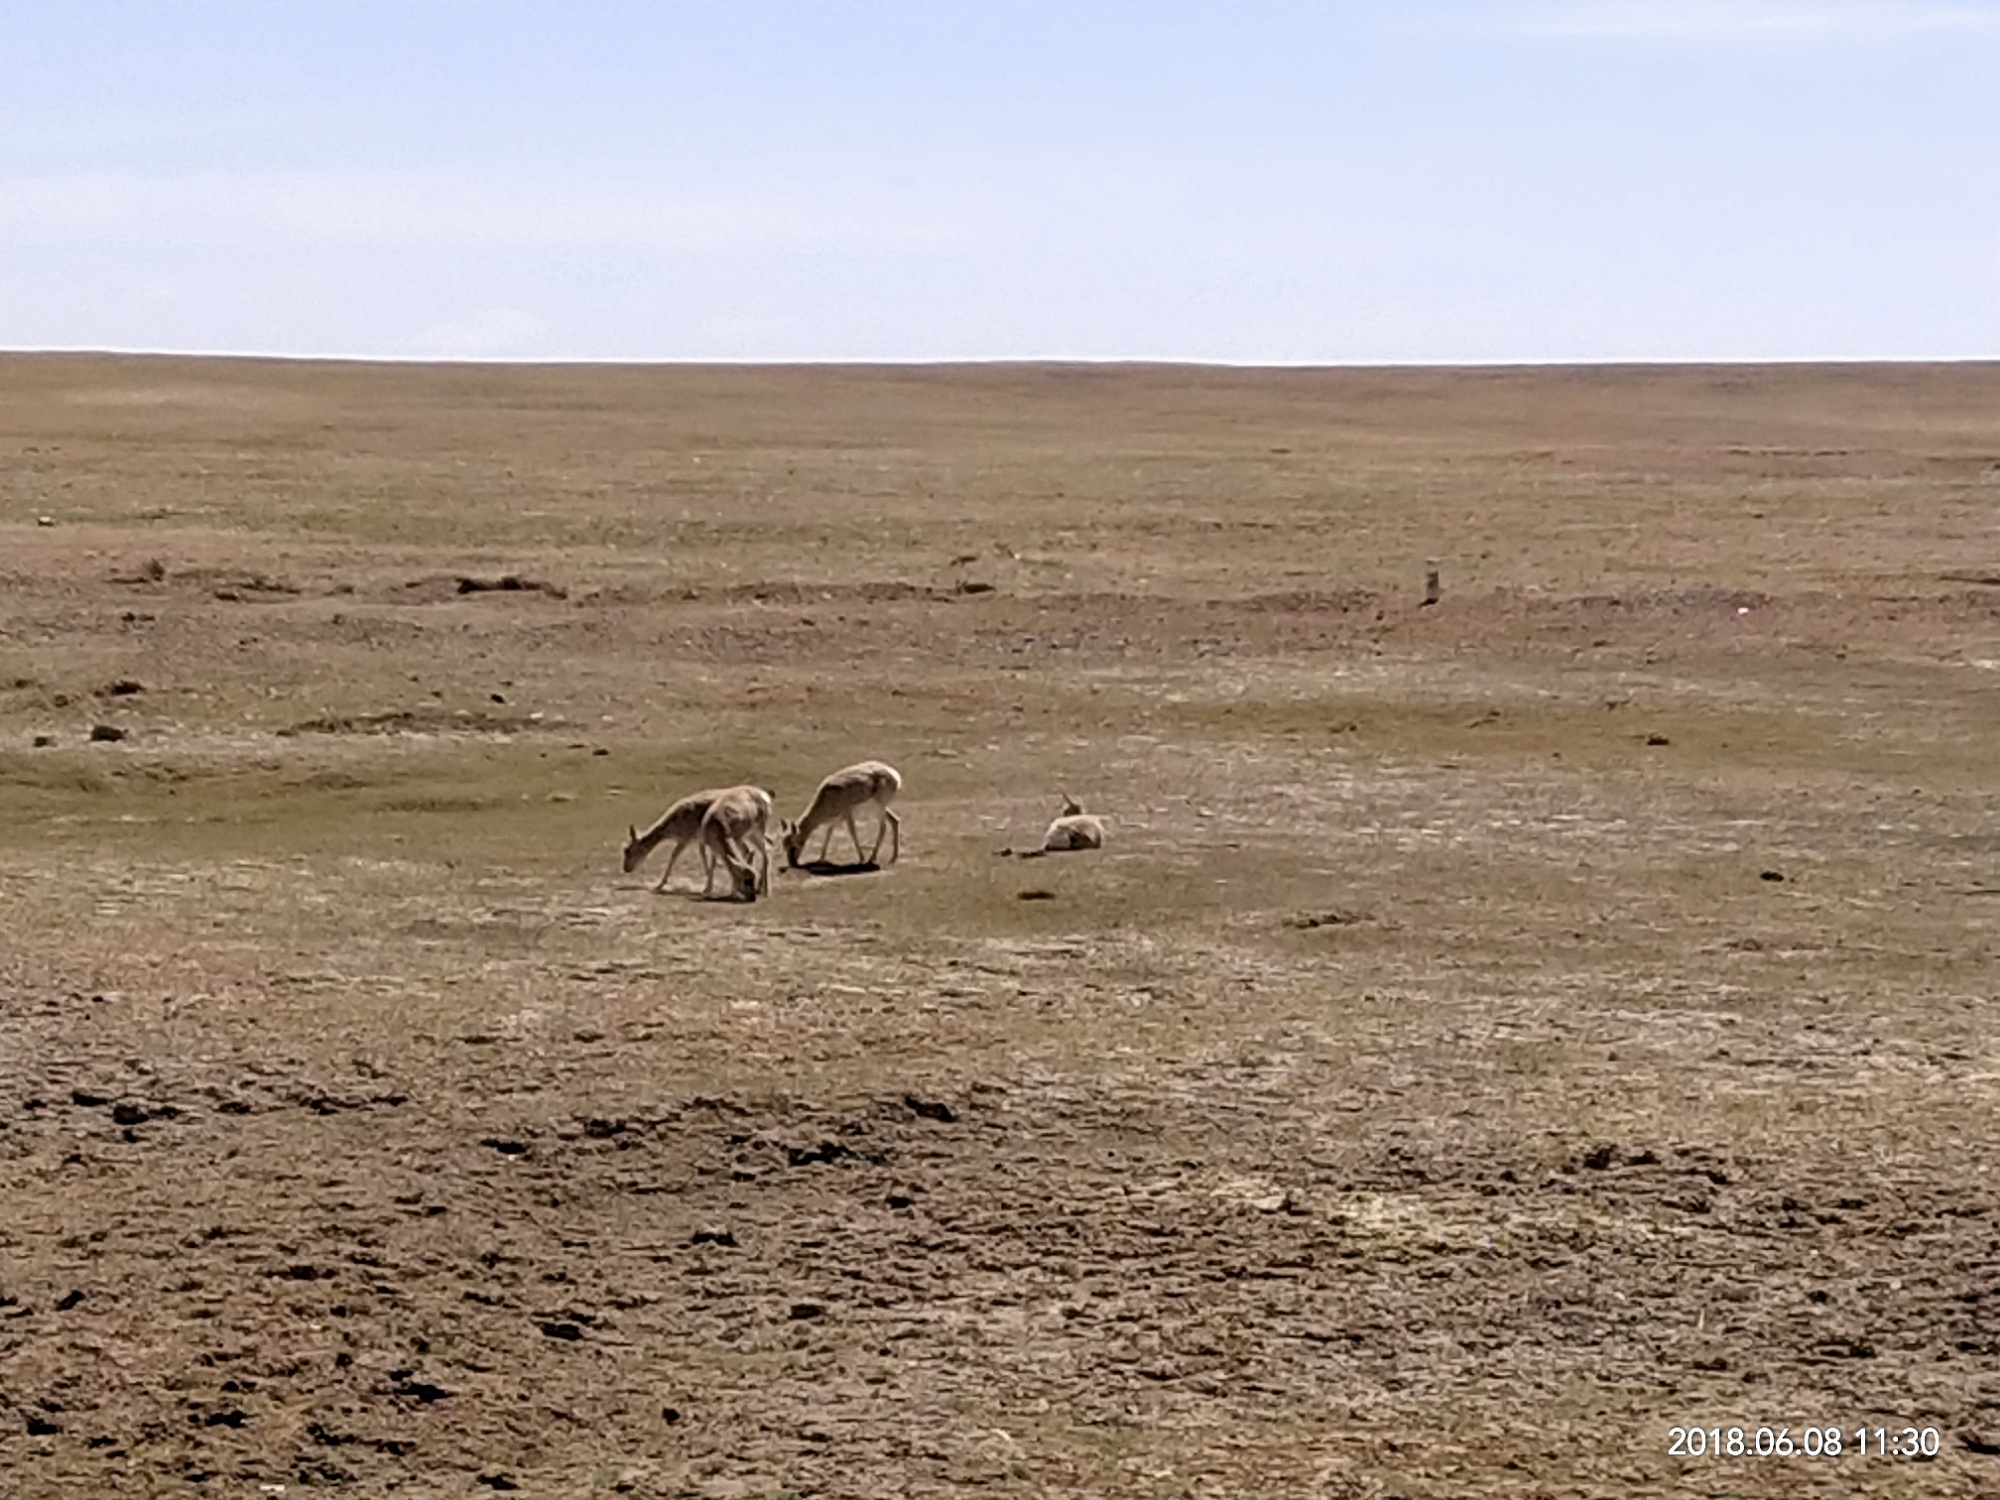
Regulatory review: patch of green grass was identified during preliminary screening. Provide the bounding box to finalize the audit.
[371,792,505,815]
[0,753,112,796]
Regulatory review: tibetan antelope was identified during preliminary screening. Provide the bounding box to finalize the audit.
[624,785,773,894]
[623,788,728,892]
[699,785,776,900]
[782,760,902,868]
[1042,791,1105,851]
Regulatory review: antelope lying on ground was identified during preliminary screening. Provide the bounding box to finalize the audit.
[700,786,776,900]
[1042,791,1105,851]
[782,760,902,868]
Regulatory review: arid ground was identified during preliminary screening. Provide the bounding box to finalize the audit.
[1,356,1996,1498]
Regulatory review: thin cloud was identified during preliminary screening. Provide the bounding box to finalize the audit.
[1474,1,1999,40]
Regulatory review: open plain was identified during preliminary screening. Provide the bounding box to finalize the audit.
[1,355,1996,1498]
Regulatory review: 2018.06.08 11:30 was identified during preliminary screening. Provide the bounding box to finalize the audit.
[1667,1426,1942,1460]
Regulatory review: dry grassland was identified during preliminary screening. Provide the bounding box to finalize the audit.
[1,354,1997,1498]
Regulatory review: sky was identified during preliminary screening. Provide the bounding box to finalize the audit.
[2,1,1995,363]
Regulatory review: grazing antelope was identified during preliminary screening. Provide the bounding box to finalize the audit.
[782,760,902,868]
[624,785,774,894]
[699,785,777,900]
[1042,790,1105,852]
[623,789,727,892]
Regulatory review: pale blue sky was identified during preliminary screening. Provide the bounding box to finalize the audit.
[3,1,1995,362]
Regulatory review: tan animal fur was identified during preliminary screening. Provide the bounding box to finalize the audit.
[699,786,777,899]
[782,760,903,867]
[1042,790,1105,851]
[623,788,729,892]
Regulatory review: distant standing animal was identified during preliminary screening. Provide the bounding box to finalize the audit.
[783,760,903,868]
[699,786,777,900]
[1042,791,1105,852]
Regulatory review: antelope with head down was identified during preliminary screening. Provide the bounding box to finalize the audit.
[699,785,777,900]
[782,760,902,869]
[624,784,775,897]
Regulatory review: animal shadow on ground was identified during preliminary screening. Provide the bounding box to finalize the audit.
[794,859,883,877]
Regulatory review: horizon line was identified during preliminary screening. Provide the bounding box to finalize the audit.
[5,345,1997,374]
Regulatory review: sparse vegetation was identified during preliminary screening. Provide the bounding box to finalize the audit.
[1,355,1996,1496]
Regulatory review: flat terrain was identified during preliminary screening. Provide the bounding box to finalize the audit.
[1,355,1996,1499]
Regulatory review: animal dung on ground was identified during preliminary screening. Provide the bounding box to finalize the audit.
[88,724,126,742]
[1017,889,1056,901]
[1285,909,1368,930]
[454,574,567,598]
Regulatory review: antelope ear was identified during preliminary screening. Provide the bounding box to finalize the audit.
[627,824,638,842]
